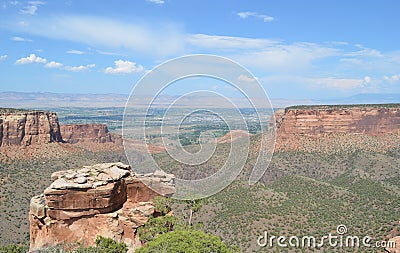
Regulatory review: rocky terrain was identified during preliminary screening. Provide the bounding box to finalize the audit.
[60,124,119,144]
[0,109,118,149]
[274,104,400,137]
[273,104,400,153]
[29,162,175,252]
[0,109,62,147]
[2,104,400,252]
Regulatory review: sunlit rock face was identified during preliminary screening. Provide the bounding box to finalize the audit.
[60,124,116,144]
[0,110,62,146]
[29,162,175,252]
[275,106,400,136]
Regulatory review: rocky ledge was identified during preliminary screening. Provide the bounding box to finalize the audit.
[274,105,400,137]
[60,124,119,144]
[29,162,175,252]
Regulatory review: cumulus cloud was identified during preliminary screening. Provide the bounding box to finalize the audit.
[45,61,63,68]
[237,11,274,22]
[66,49,85,55]
[146,0,164,4]
[65,64,95,72]
[104,60,145,74]
[363,76,372,83]
[15,53,46,64]
[10,36,32,42]
[20,1,44,15]
[0,55,7,61]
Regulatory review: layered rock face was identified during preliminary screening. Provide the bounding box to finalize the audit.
[0,110,62,146]
[0,109,120,148]
[29,162,175,252]
[60,124,115,144]
[275,105,400,137]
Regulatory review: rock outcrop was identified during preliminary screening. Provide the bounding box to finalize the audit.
[0,109,122,149]
[274,105,400,137]
[60,124,117,144]
[0,109,62,147]
[29,162,175,252]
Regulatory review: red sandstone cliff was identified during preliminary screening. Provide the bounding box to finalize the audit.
[29,162,175,252]
[0,109,122,149]
[0,110,62,147]
[272,105,400,152]
[60,124,118,144]
[275,105,400,137]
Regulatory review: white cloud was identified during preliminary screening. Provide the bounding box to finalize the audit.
[0,55,8,61]
[64,63,95,72]
[346,44,383,58]
[20,1,44,15]
[383,74,400,82]
[237,11,274,22]
[66,49,85,55]
[10,36,32,42]
[238,74,257,83]
[45,61,63,68]
[187,34,279,50]
[146,0,164,4]
[232,42,339,74]
[15,53,46,64]
[104,60,145,74]
[96,50,125,56]
[13,15,185,56]
[310,77,364,90]
[363,76,371,83]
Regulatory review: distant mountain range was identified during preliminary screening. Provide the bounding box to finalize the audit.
[0,91,399,109]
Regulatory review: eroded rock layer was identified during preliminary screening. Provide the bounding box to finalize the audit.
[0,110,62,146]
[60,124,116,144]
[275,105,400,137]
[29,162,175,252]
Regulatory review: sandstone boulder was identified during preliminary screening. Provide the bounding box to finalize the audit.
[29,162,175,252]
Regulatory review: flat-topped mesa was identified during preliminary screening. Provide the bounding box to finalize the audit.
[60,124,117,144]
[29,162,175,252]
[0,108,122,149]
[0,109,62,146]
[274,104,400,137]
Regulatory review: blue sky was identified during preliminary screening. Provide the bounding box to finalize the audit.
[1,0,400,99]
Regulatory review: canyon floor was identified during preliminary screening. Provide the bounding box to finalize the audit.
[1,136,400,252]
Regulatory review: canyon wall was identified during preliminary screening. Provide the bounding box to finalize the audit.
[275,105,400,137]
[0,110,62,146]
[60,124,116,144]
[0,110,118,147]
[29,162,175,252]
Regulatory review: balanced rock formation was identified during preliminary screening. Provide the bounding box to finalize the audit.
[60,124,118,144]
[29,162,175,252]
[274,105,400,137]
[0,109,62,147]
